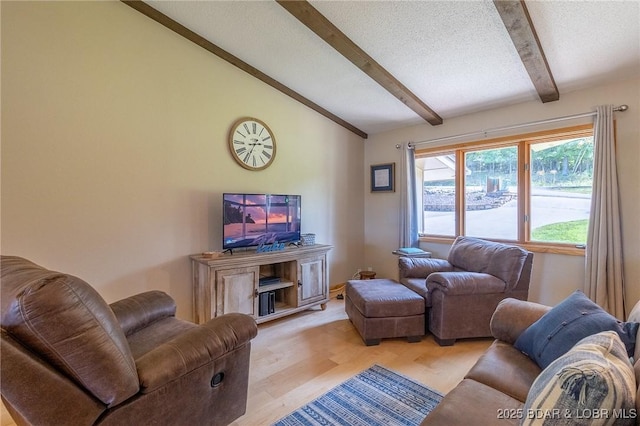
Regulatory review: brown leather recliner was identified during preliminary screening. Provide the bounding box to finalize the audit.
[398,237,533,346]
[0,256,258,426]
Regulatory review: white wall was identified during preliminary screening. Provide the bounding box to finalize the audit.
[365,77,640,307]
[1,2,365,319]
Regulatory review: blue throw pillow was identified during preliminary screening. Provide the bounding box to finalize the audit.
[514,290,639,369]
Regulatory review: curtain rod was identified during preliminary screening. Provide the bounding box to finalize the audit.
[408,104,628,148]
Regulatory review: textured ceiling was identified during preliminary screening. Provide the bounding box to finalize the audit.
[144,0,640,136]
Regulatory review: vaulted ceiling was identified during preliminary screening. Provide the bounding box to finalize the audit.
[125,0,640,138]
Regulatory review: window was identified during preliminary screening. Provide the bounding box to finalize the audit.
[529,136,593,245]
[420,153,457,236]
[465,146,518,240]
[415,125,594,252]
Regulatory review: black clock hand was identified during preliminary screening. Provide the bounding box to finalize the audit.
[244,138,262,162]
[244,143,257,163]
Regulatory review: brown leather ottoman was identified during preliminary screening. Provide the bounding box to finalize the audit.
[345,279,425,346]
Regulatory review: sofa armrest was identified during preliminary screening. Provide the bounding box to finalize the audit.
[490,298,550,344]
[110,291,177,336]
[135,313,257,393]
[398,257,453,279]
[426,272,506,295]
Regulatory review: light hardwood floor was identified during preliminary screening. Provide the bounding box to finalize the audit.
[233,291,492,425]
[1,291,492,426]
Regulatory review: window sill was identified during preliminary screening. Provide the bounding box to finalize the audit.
[418,236,586,256]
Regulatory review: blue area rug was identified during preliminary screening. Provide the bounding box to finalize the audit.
[272,364,443,426]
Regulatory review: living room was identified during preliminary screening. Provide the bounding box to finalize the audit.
[2,1,640,425]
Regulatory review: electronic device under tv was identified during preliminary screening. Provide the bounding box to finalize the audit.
[223,193,301,251]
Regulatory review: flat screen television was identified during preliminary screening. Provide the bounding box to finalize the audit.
[223,193,301,250]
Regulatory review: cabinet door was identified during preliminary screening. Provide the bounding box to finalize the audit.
[216,267,259,318]
[298,256,326,306]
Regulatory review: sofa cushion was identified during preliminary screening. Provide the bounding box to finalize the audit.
[447,236,528,287]
[126,316,197,359]
[427,271,506,295]
[420,379,523,426]
[465,340,541,403]
[514,290,638,369]
[400,277,429,300]
[522,331,636,426]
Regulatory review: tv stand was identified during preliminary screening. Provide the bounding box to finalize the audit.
[190,244,332,324]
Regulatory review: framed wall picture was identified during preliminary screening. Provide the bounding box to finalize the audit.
[370,163,395,192]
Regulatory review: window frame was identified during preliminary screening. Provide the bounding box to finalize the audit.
[415,124,594,256]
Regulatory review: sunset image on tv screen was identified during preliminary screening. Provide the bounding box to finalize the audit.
[223,194,301,249]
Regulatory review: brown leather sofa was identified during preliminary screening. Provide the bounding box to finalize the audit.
[421,297,640,425]
[398,236,533,345]
[1,256,258,426]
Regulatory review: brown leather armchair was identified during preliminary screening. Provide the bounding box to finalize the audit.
[1,256,257,426]
[398,237,533,346]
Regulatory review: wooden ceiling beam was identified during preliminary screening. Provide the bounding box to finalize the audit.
[493,0,559,103]
[121,0,368,138]
[277,0,443,126]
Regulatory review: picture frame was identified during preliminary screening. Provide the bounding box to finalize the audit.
[370,163,395,192]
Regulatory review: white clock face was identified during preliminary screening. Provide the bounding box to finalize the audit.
[228,118,276,171]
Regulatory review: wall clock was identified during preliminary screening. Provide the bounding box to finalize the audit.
[228,117,276,171]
